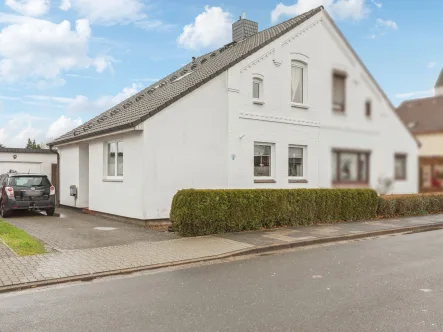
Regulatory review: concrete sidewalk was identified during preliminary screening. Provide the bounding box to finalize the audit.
[1,214,443,293]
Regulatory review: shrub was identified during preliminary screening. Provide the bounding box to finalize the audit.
[377,193,443,218]
[170,189,379,237]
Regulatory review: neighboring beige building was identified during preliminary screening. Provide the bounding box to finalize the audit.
[397,70,443,192]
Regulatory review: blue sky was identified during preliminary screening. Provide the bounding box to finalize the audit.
[0,0,441,147]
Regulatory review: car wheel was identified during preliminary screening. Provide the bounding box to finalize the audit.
[0,202,11,218]
[46,208,55,216]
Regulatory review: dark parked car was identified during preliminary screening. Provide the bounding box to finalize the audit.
[0,171,56,218]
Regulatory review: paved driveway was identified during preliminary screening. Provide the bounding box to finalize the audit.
[3,208,179,251]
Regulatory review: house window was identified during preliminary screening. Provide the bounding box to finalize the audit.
[365,100,371,117]
[332,150,370,184]
[252,77,264,104]
[395,154,407,180]
[254,144,273,177]
[333,72,346,112]
[291,61,307,107]
[106,141,124,178]
[288,146,305,178]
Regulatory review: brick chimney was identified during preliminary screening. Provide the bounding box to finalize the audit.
[232,12,258,43]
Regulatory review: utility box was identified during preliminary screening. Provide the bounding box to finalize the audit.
[70,185,77,197]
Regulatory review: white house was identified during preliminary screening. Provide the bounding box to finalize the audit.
[0,148,57,183]
[50,6,418,221]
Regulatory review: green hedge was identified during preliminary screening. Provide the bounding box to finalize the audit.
[377,194,443,218]
[170,189,379,237]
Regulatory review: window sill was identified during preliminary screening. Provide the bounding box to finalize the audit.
[332,110,346,115]
[395,177,407,181]
[254,179,276,184]
[332,182,369,188]
[103,178,124,182]
[291,102,309,109]
[253,100,265,105]
[289,179,308,183]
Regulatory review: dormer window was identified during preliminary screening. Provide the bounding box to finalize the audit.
[252,75,264,105]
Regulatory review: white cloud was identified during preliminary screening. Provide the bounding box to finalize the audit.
[427,61,437,69]
[0,16,113,83]
[46,116,82,139]
[63,0,145,25]
[60,0,71,11]
[177,6,234,50]
[135,20,175,32]
[395,89,433,100]
[271,0,368,23]
[371,0,382,8]
[26,83,141,114]
[0,113,48,147]
[5,0,50,17]
[375,18,398,30]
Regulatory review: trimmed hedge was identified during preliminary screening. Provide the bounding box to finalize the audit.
[377,193,443,218]
[170,189,379,237]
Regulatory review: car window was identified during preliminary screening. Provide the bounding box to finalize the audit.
[9,176,51,187]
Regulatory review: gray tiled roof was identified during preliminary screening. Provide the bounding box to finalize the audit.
[50,6,323,146]
[0,147,56,154]
[397,95,443,134]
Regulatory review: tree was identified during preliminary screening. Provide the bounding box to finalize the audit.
[25,138,41,149]
[0,144,4,148]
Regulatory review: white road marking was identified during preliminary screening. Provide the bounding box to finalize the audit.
[94,227,117,231]
[420,289,432,293]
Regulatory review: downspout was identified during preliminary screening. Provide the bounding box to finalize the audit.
[49,146,60,207]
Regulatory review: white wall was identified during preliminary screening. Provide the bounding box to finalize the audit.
[88,131,144,219]
[226,10,418,194]
[0,152,56,179]
[59,144,79,207]
[143,74,229,219]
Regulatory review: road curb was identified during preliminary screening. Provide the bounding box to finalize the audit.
[1,222,443,294]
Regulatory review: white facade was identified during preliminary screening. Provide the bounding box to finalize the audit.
[56,10,418,220]
[0,151,57,180]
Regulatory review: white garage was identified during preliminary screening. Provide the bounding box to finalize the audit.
[0,147,57,183]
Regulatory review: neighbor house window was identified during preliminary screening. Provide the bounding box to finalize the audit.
[395,154,407,180]
[365,100,372,118]
[254,144,273,178]
[288,146,305,178]
[291,61,307,106]
[332,150,370,184]
[333,72,346,112]
[106,141,124,178]
[252,77,264,104]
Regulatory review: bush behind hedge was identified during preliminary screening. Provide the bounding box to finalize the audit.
[171,189,379,237]
[377,193,443,218]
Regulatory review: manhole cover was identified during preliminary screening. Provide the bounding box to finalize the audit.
[94,227,117,231]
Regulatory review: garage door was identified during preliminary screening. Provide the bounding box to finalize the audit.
[0,162,42,174]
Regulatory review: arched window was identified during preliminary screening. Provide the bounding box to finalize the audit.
[291,61,308,107]
[252,75,264,104]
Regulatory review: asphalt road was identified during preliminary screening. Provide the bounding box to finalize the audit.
[2,230,443,332]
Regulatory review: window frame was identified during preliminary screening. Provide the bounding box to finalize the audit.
[394,153,407,181]
[252,74,264,105]
[288,145,307,183]
[103,140,124,182]
[254,142,275,183]
[332,71,347,113]
[291,60,308,109]
[332,149,371,185]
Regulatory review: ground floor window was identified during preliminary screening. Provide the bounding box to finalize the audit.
[254,143,273,177]
[288,146,306,178]
[394,154,407,180]
[106,141,124,178]
[332,149,370,184]
[420,157,443,192]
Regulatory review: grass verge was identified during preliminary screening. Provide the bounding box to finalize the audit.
[0,220,46,256]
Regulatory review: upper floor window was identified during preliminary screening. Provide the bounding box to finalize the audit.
[395,154,407,180]
[291,61,307,107]
[333,72,346,112]
[365,100,372,118]
[252,77,264,104]
[106,141,124,179]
